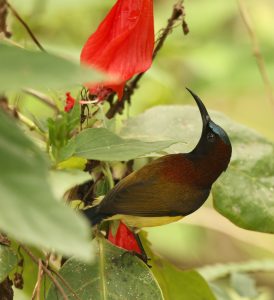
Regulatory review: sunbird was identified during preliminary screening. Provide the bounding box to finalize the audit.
[83,89,232,229]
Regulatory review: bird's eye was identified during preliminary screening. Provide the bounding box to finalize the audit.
[207,132,215,142]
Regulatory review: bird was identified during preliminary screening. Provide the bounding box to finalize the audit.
[83,88,232,229]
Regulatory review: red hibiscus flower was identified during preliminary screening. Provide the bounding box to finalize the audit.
[108,221,142,254]
[64,92,76,112]
[80,0,154,100]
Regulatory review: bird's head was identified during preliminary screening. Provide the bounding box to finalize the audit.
[186,88,232,168]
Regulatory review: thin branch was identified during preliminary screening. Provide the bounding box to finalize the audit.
[106,0,187,119]
[237,0,274,110]
[152,1,185,60]
[20,245,80,300]
[5,0,45,52]
[32,259,43,300]
[36,260,43,300]
[0,0,11,37]
[20,245,69,300]
[23,88,59,113]
[49,268,81,300]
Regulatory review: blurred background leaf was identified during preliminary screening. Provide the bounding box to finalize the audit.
[0,43,103,92]
[0,111,92,260]
[230,272,258,298]
[140,231,216,300]
[198,260,274,282]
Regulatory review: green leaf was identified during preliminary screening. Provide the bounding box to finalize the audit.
[0,245,18,283]
[0,111,92,260]
[120,105,199,154]
[197,259,274,281]
[139,232,216,300]
[212,138,274,233]
[46,237,163,300]
[60,127,177,162]
[57,157,87,170]
[121,105,274,233]
[0,43,103,91]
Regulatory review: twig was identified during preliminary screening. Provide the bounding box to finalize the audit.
[0,0,11,37]
[49,268,81,300]
[106,1,187,119]
[237,0,274,110]
[5,0,45,52]
[152,1,185,59]
[21,245,80,300]
[31,259,43,300]
[23,88,59,113]
[20,244,69,300]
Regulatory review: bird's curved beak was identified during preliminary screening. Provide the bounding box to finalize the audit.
[186,88,210,128]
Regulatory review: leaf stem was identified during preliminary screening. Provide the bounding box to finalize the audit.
[23,88,59,113]
[17,111,45,137]
[103,162,114,190]
[1,95,46,139]
[98,238,107,300]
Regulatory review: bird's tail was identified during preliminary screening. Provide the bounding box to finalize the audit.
[82,206,105,226]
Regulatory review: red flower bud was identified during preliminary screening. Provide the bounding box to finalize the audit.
[64,92,76,112]
[80,0,154,100]
[108,221,142,254]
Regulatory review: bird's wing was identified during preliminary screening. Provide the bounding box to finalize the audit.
[97,156,201,217]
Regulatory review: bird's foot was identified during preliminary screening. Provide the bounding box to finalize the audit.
[121,251,151,268]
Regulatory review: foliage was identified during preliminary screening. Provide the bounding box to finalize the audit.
[60,127,178,162]
[0,0,273,299]
[121,105,274,233]
[140,232,216,300]
[198,259,274,282]
[0,245,18,283]
[0,110,92,260]
[0,43,103,91]
[47,238,163,300]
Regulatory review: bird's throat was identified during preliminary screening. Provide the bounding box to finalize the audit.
[189,141,231,188]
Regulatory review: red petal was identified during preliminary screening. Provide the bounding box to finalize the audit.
[81,0,154,99]
[108,221,142,254]
[64,92,76,112]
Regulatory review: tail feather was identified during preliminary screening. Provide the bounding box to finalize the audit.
[82,206,106,226]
